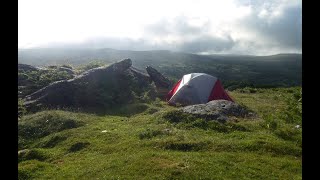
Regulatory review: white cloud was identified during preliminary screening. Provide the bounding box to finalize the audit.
[18,0,301,55]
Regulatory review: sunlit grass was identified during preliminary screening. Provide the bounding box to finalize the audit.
[18,87,302,179]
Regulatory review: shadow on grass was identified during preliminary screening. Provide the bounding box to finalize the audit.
[68,142,90,152]
[157,140,211,152]
[27,103,151,117]
[36,135,68,148]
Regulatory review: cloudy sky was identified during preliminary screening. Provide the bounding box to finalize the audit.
[18,0,302,55]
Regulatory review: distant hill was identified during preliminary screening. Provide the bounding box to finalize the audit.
[18,48,302,88]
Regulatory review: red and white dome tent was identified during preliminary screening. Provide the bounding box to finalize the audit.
[166,73,233,106]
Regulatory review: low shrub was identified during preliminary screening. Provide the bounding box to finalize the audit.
[282,88,302,124]
[262,114,278,130]
[76,61,106,74]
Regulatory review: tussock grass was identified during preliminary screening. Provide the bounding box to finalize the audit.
[162,110,249,133]
[18,148,48,162]
[19,111,85,139]
[138,129,164,139]
[18,110,91,149]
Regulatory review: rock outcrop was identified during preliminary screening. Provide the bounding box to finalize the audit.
[18,149,30,156]
[129,66,152,87]
[146,66,172,89]
[24,59,133,111]
[180,100,254,122]
[23,59,170,112]
[146,66,173,98]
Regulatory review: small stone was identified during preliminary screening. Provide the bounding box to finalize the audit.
[18,149,30,156]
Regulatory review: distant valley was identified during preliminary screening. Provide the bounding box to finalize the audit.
[18,48,302,89]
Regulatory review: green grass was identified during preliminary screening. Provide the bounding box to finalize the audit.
[18,87,302,179]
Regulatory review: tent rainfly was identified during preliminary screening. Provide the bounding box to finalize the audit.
[166,73,233,105]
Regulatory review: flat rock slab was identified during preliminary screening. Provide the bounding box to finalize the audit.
[180,100,254,122]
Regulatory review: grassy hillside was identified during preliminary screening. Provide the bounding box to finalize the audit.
[18,87,302,179]
[18,48,302,88]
